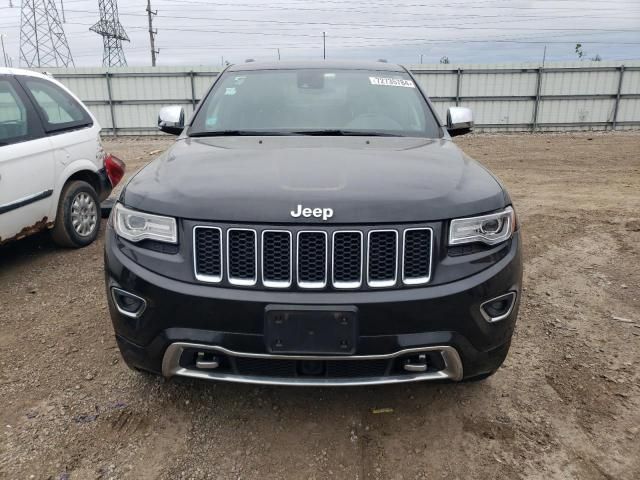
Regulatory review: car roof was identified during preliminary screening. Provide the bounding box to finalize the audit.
[227,60,407,73]
[0,67,56,80]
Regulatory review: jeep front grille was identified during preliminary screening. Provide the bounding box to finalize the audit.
[193,225,433,290]
[367,230,398,287]
[194,227,222,282]
[332,231,363,289]
[403,228,433,284]
[261,230,292,288]
[227,229,257,285]
[297,231,328,288]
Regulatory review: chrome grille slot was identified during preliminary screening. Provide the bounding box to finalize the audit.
[193,227,222,282]
[262,230,292,288]
[332,231,363,289]
[367,230,398,288]
[297,231,328,289]
[403,228,433,285]
[227,229,257,285]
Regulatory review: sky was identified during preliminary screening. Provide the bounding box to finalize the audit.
[1,0,640,67]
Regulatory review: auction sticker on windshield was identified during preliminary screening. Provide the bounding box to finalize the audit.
[369,77,415,88]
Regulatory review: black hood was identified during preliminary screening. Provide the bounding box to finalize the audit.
[121,136,507,224]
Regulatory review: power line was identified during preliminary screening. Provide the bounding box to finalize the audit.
[7,18,640,48]
[5,15,639,48]
[101,25,640,44]
[53,9,640,34]
[134,14,640,31]
[153,0,640,14]
[112,1,640,19]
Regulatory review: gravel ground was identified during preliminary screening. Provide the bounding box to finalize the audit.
[1,132,639,480]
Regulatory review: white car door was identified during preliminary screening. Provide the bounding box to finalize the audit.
[18,75,101,221]
[0,76,55,243]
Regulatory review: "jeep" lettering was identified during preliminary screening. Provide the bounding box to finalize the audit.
[290,204,334,221]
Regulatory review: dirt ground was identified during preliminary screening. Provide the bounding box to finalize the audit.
[1,132,639,480]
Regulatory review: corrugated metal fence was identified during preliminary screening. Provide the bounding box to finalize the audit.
[38,61,640,135]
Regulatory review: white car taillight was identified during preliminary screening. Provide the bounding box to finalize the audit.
[105,153,126,187]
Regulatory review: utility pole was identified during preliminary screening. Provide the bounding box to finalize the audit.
[277,48,281,60]
[420,53,423,63]
[323,31,326,59]
[1,35,7,67]
[146,0,158,66]
[19,0,74,67]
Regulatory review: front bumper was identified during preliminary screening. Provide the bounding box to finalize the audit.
[105,228,522,385]
[161,343,464,386]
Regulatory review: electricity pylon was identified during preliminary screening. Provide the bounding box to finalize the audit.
[90,0,129,67]
[19,0,75,67]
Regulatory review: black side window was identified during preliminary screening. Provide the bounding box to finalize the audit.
[0,78,33,146]
[20,76,92,133]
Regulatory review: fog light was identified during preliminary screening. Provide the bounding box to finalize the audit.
[111,287,147,318]
[480,292,516,323]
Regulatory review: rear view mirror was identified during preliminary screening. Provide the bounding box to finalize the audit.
[158,106,185,135]
[446,107,473,137]
[297,70,325,89]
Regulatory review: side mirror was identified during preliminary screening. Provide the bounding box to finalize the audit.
[446,107,473,137]
[158,106,185,135]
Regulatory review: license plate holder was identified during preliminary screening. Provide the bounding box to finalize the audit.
[264,305,358,355]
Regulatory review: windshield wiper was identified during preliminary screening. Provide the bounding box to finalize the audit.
[291,129,404,137]
[189,129,405,137]
[189,130,294,137]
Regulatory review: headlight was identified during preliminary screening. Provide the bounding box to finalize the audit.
[113,203,177,244]
[449,206,515,246]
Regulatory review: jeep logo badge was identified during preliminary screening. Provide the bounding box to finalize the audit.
[290,204,334,221]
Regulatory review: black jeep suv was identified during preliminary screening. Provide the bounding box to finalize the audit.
[105,61,522,386]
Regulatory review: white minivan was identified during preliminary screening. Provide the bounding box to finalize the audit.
[0,68,124,247]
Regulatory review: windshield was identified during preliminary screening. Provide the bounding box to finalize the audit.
[189,68,442,137]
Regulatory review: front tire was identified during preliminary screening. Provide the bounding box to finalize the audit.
[51,180,100,248]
